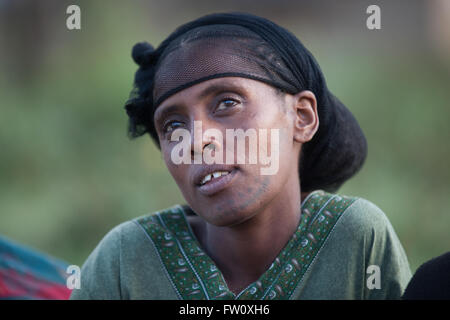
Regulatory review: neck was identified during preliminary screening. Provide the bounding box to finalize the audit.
[200,177,304,293]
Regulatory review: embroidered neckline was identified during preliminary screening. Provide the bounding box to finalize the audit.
[136,190,357,300]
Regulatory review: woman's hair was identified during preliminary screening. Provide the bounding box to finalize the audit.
[124,12,368,193]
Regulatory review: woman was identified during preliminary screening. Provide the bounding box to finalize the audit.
[70,12,411,300]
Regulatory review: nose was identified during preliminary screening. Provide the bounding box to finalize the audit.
[190,120,223,164]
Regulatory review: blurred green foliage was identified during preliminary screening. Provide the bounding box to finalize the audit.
[0,1,449,274]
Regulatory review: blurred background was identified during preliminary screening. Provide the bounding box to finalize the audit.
[0,0,449,273]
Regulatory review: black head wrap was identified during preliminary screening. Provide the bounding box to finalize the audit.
[124,12,367,193]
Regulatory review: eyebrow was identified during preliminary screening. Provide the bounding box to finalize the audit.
[155,81,245,123]
[197,82,244,100]
[154,104,181,125]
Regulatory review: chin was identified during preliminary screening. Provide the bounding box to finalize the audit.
[198,196,264,228]
[185,173,274,226]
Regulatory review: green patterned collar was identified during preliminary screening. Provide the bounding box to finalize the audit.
[136,190,357,300]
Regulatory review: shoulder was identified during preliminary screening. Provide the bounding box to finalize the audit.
[304,192,412,299]
[329,192,402,251]
[305,190,390,234]
[69,220,141,299]
[88,218,148,255]
[70,205,183,300]
[81,204,187,262]
[94,204,186,247]
[90,205,185,258]
[337,195,393,236]
[307,190,404,254]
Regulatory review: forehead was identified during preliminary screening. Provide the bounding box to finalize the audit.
[154,77,270,117]
[151,28,294,107]
[153,38,262,107]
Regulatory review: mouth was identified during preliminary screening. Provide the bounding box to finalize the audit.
[195,167,238,197]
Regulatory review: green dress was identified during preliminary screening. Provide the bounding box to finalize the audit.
[70,190,412,300]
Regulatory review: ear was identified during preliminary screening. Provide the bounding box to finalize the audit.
[291,90,319,144]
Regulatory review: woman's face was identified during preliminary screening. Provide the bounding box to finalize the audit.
[154,77,316,227]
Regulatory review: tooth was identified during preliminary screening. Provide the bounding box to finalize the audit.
[201,171,232,185]
[202,174,212,185]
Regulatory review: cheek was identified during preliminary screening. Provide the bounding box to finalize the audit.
[248,96,291,129]
[247,108,295,188]
[247,106,293,163]
[162,146,189,188]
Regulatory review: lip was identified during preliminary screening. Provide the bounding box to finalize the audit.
[197,169,238,196]
[192,164,238,197]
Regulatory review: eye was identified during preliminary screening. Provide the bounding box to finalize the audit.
[163,120,184,135]
[216,97,239,112]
